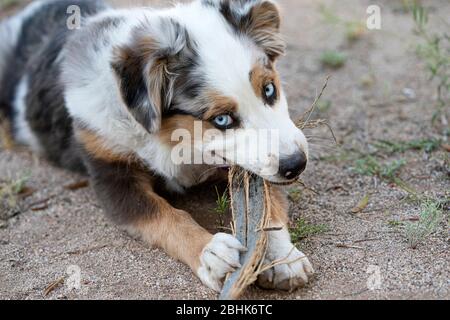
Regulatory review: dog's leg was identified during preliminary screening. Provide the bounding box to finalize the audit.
[130,200,247,292]
[257,186,315,291]
[78,132,245,292]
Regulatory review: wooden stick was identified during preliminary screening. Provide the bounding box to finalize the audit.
[219,167,271,300]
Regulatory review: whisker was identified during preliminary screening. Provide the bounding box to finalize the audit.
[306,136,337,141]
[308,142,338,149]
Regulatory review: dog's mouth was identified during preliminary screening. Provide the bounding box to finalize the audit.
[266,179,298,186]
[215,160,298,186]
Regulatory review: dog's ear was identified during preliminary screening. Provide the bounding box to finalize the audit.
[214,0,285,61]
[111,18,193,133]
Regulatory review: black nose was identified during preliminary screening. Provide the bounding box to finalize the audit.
[279,151,307,180]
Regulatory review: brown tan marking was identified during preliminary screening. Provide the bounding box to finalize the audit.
[221,0,285,61]
[130,201,213,272]
[158,91,237,147]
[202,92,238,120]
[80,138,216,274]
[250,1,281,31]
[249,1,285,60]
[267,185,290,227]
[250,64,281,101]
[158,114,217,147]
[124,161,213,272]
[76,129,134,163]
[112,29,184,133]
[113,33,168,113]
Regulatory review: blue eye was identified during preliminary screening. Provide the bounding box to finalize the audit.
[264,83,276,99]
[213,115,234,129]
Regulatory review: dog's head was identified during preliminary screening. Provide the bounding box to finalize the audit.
[112,0,308,184]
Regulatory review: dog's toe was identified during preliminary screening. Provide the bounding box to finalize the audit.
[258,248,314,292]
[197,233,246,292]
[257,262,275,289]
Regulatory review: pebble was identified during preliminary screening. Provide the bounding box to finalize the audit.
[402,88,416,100]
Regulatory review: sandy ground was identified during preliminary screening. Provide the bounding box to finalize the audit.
[0,0,449,300]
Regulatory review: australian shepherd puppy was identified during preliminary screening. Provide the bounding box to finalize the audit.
[0,0,314,292]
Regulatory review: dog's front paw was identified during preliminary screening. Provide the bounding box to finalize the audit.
[197,233,247,292]
[258,247,314,291]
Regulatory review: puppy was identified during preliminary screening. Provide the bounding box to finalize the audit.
[0,0,314,292]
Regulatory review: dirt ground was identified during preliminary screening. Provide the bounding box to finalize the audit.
[0,0,449,300]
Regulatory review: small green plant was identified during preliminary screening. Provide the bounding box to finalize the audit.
[319,147,361,163]
[319,4,366,42]
[287,187,302,202]
[388,220,404,228]
[410,2,449,124]
[214,186,229,229]
[291,218,328,243]
[320,50,347,69]
[353,156,416,194]
[319,4,341,25]
[404,200,444,249]
[0,172,31,217]
[373,138,441,154]
[354,156,406,179]
[400,0,413,13]
[345,22,366,42]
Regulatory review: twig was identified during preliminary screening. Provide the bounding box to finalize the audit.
[442,144,450,152]
[298,76,331,129]
[64,180,89,191]
[217,226,233,232]
[326,185,349,193]
[31,204,49,212]
[66,244,108,255]
[43,277,65,297]
[18,187,36,199]
[259,246,297,273]
[23,194,57,212]
[297,180,320,195]
[303,119,338,144]
[295,76,338,146]
[261,227,283,232]
[352,238,382,244]
[335,244,365,250]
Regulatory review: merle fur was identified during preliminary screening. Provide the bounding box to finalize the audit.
[111,18,204,133]
[83,154,163,225]
[0,0,107,171]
